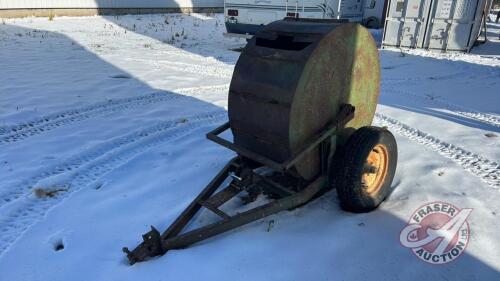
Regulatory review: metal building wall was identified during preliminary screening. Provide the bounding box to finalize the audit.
[382,0,488,52]
[0,0,223,9]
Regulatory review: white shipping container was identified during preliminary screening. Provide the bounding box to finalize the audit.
[382,0,490,52]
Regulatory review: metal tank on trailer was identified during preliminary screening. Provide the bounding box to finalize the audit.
[124,18,398,265]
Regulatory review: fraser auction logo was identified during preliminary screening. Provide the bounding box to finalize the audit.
[399,202,472,264]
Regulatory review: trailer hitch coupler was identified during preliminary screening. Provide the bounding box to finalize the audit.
[122,226,165,265]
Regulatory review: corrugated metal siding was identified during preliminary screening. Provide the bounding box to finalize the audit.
[0,0,223,9]
[382,0,488,51]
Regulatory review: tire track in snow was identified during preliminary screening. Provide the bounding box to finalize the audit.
[0,84,229,208]
[374,113,500,189]
[380,69,499,92]
[0,92,177,143]
[0,108,227,210]
[175,84,229,96]
[0,111,227,257]
[163,61,234,79]
[0,84,229,144]
[381,71,469,84]
[125,57,234,79]
[382,87,500,128]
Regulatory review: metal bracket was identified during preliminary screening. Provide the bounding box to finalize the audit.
[206,104,355,172]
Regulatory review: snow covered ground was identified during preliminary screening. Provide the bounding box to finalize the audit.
[0,14,499,281]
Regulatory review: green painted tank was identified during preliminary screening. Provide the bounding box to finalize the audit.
[228,19,380,180]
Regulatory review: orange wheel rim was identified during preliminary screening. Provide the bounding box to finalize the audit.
[362,144,389,196]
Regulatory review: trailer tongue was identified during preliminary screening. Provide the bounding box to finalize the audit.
[123,18,398,265]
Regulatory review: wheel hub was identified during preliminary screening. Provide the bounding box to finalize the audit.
[362,144,389,195]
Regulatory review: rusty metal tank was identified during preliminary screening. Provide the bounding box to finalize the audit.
[228,19,381,180]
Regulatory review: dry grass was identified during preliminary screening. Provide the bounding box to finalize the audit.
[34,187,68,198]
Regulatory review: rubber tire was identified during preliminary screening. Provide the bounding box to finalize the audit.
[364,17,380,29]
[334,126,397,213]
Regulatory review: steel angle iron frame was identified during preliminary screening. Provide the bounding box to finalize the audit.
[122,104,355,265]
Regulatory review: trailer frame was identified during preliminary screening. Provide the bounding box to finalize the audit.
[123,104,355,265]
